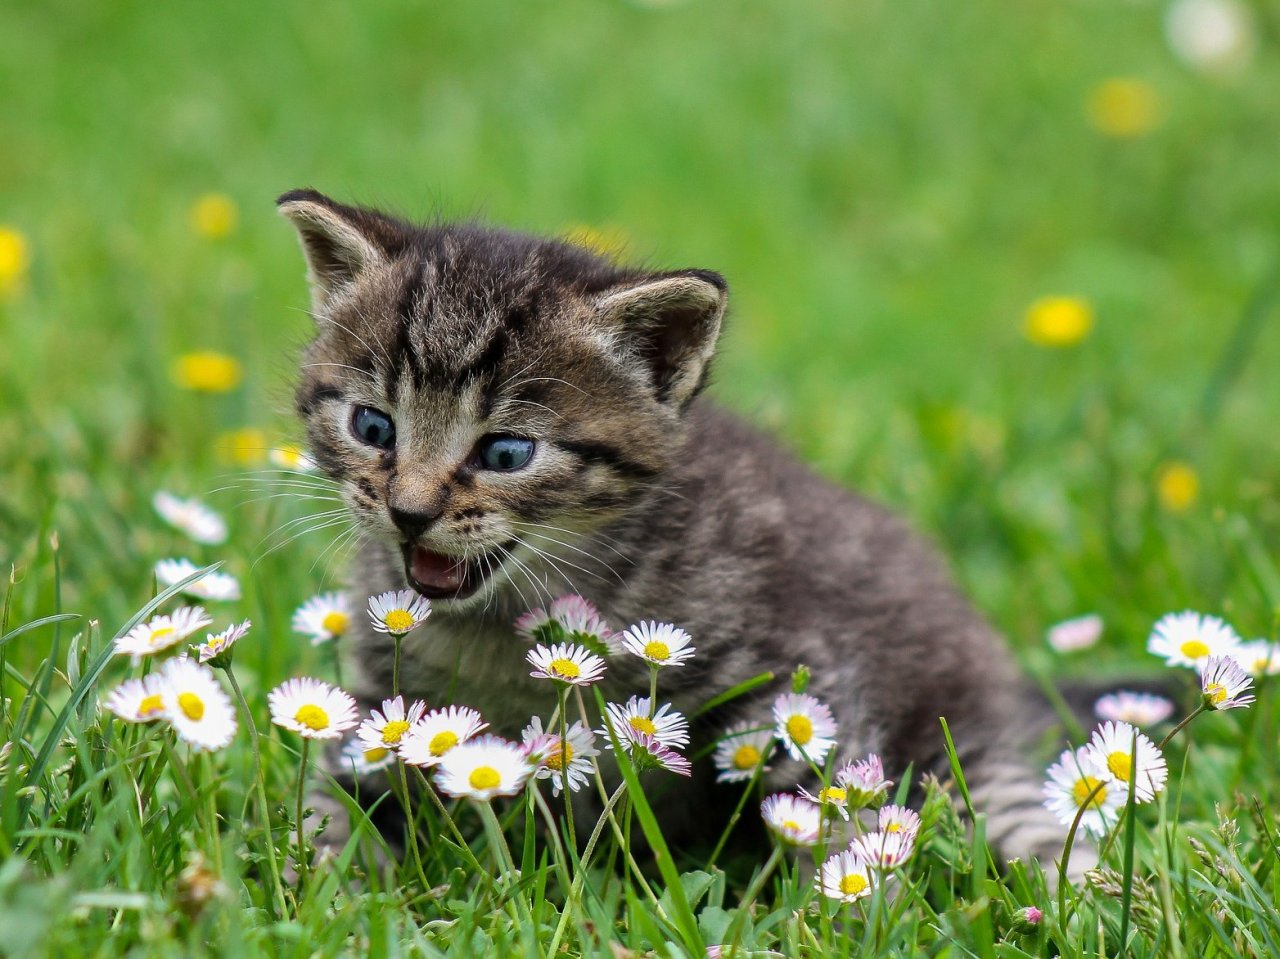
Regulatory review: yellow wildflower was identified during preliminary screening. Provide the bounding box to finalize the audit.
[171,351,243,393]
[562,223,629,261]
[1023,296,1094,348]
[0,226,31,295]
[190,194,239,239]
[1156,461,1199,513]
[215,428,267,466]
[1086,78,1162,139]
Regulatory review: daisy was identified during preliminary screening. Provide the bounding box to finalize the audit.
[798,782,852,821]
[521,717,598,795]
[1046,614,1103,653]
[434,735,532,801]
[268,678,359,740]
[1085,721,1168,804]
[195,620,251,666]
[1043,746,1123,836]
[339,738,396,776]
[154,558,241,602]
[1235,639,1280,678]
[550,594,617,652]
[621,621,696,668]
[1094,691,1176,727]
[1148,611,1241,668]
[836,754,893,808]
[772,692,838,764]
[357,696,428,752]
[268,444,316,471]
[623,731,692,776]
[1198,655,1255,711]
[712,722,775,783]
[527,642,607,687]
[399,705,488,767]
[599,696,689,749]
[368,589,431,637]
[153,491,228,545]
[761,793,822,846]
[817,848,877,903]
[103,675,168,723]
[852,829,915,869]
[115,607,213,661]
[158,657,237,752]
[292,592,351,646]
[877,804,922,840]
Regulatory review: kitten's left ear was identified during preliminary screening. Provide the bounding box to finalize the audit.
[595,269,727,408]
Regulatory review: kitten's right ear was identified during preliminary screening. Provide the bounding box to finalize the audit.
[276,189,403,309]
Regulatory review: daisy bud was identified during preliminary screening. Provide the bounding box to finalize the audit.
[1010,905,1044,936]
[791,665,811,694]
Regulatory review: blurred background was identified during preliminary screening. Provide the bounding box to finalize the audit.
[2,0,1279,675]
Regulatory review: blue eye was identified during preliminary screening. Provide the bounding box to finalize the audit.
[352,406,396,450]
[478,435,535,472]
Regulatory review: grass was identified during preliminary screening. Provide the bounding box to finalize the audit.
[2,0,1280,955]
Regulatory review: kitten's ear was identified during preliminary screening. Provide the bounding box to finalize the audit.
[276,189,405,309]
[595,270,727,407]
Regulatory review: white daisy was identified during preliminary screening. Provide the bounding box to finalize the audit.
[623,731,692,777]
[339,738,396,776]
[836,754,893,808]
[267,677,359,740]
[158,657,237,752]
[154,558,241,602]
[621,621,696,668]
[1094,691,1176,727]
[1085,721,1168,804]
[291,592,351,646]
[1199,655,1255,711]
[103,675,168,723]
[399,705,488,767]
[877,804,922,840]
[1148,611,1241,668]
[115,607,213,661]
[195,620,251,665]
[772,692,838,764]
[1043,746,1124,836]
[798,782,853,821]
[367,589,431,637]
[1046,614,1103,653]
[521,717,598,795]
[712,722,775,783]
[851,829,915,869]
[153,491,228,545]
[527,642,607,687]
[817,848,877,903]
[268,444,316,472]
[1235,639,1280,678]
[761,793,822,846]
[1165,0,1255,75]
[356,696,428,752]
[516,594,617,654]
[434,735,532,801]
[599,696,689,749]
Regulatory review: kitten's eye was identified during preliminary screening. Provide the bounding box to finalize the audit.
[352,406,396,450]
[477,435,535,472]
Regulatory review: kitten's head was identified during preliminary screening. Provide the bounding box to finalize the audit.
[278,189,726,610]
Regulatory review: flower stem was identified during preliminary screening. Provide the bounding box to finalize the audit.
[548,782,629,956]
[1159,703,1208,751]
[557,686,576,851]
[1057,778,1105,920]
[296,738,311,888]
[723,844,784,952]
[225,667,288,918]
[707,738,776,869]
[394,760,432,892]
[392,635,403,698]
[408,766,495,890]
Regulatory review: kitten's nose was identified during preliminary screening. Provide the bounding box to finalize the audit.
[389,504,445,540]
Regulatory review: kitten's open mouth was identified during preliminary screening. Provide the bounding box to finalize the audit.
[401,542,515,601]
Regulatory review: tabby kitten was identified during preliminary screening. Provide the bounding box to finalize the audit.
[278,188,1075,870]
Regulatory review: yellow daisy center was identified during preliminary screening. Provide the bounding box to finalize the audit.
[643,640,670,661]
[782,819,801,832]
[786,714,813,745]
[381,719,411,744]
[1106,752,1132,782]
[818,786,847,804]
[363,747,390,763]
[149,626,175,645]
[732,744,761,770]
[138,694,165,718]
[384,609,415,633]
[629,716,657,736]
[429,731,459,756]
[469,766,501,790]
[885,822,902,833]
[295,704,330,731]
[1205,683,1227,705]
[1254,658,1269,674]
[1179,639,1209,660]
[839,873,869,896]
[1072,776,1108,808]
[322,611,349,636]
[548,658,580,679]
[545,742,574,772]
[177,692,205,721]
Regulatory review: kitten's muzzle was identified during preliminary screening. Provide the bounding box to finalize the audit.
[389,504,445,540]
[400,540,517,602]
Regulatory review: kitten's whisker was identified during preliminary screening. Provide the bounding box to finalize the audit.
[329,308,394,369]
[501,398,565,422]
[252,515,356,568]
[514,537,612,587]
[496,544,551,610]
[302,362,377,381]
[509,526,626,586]
[503,375,588,397]
[312,524,364,577]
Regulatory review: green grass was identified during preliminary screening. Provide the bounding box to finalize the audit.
[2,0,1280,955]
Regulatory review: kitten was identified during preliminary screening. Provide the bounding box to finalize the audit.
[278,188,1076,871]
